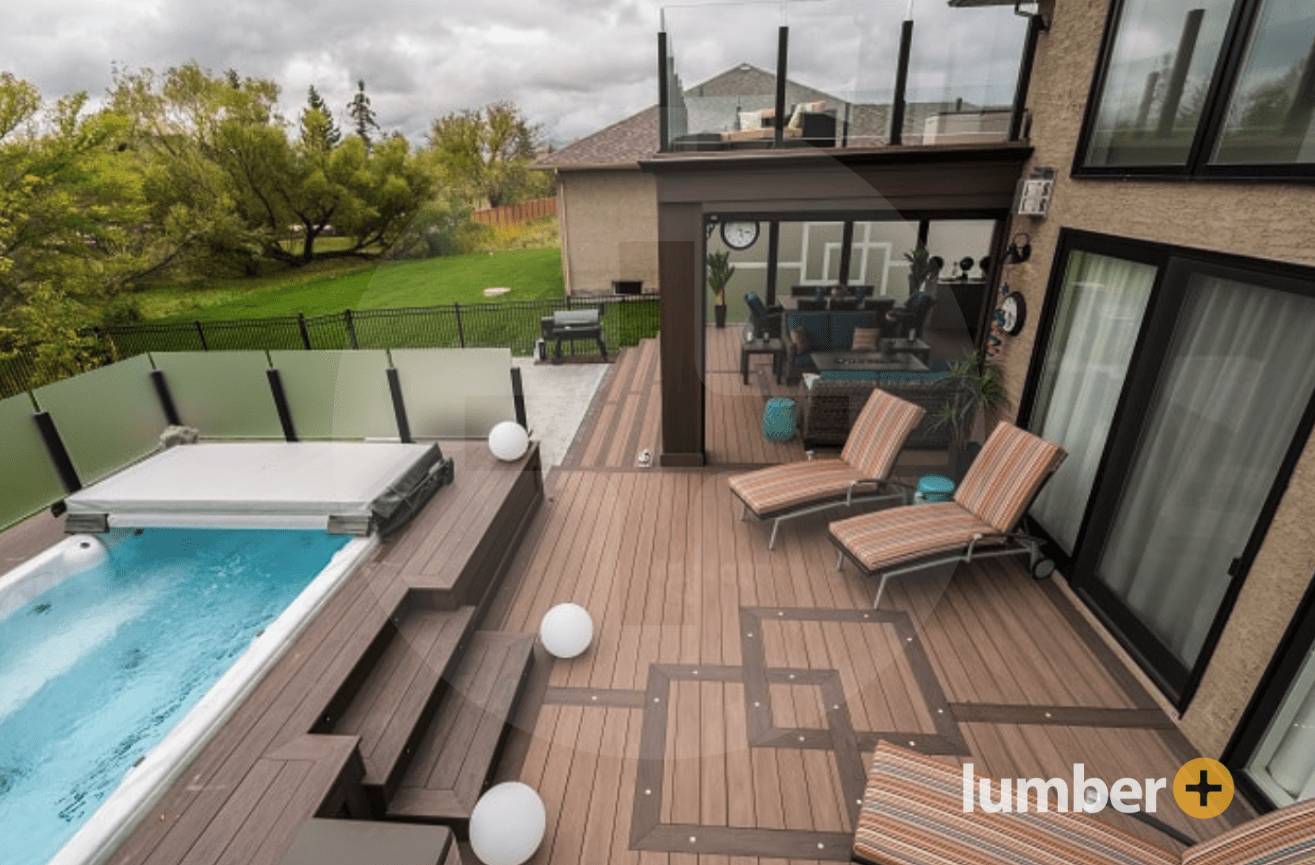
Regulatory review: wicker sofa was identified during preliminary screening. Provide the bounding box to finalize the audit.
[801,373,955,449]
[783,309,880,382]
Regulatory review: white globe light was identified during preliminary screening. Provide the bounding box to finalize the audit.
[539,603,594,659]
[488,421,530,462]
[469,782,546,865]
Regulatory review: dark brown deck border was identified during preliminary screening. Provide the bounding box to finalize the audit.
[949,703,1177,728]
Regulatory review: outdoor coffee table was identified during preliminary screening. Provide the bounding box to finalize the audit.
[811,350,929,379]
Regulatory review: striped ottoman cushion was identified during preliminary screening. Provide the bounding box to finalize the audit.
[729,459,866,517]
[854,743,1179,865]
[1181,797,1315,865]
[830,503,1000,573]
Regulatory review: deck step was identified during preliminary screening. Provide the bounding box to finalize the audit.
[314,603,478,812]
[387,630,535,827]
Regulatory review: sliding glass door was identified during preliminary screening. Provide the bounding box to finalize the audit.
[1245,640,1315,806]
[1028,251,1157,554]
[1024,234,1315,704]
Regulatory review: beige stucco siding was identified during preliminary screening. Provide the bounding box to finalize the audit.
[995,0,1315,756]
[557,169,660,296]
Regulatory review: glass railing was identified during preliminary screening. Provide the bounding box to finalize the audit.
[659,0,1032,152]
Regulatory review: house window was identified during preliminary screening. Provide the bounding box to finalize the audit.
[1077,0,1315,177]
[1211,0,1315,165]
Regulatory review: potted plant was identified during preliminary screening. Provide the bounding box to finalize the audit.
[932,350,1009,481]
[903,247,935,296]
[707,249,735,328]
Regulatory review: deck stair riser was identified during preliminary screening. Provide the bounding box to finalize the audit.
[311,602,479,815]
[387,631,535,832]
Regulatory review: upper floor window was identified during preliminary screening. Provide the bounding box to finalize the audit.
[1077,0,1315,178]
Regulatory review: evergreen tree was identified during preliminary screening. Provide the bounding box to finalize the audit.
[347,79,380,150]
[305,85,341,146]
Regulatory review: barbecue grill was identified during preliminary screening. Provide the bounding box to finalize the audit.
[540,309,607,363]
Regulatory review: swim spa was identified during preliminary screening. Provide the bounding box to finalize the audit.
[0,441,454,865]
[0,528,374,865]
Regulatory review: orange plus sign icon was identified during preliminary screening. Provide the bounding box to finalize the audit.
[1173,758,1234,819]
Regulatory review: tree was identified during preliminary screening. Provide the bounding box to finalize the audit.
[347,79,380,150]
[425,101,553,209]
[301,85,341,151]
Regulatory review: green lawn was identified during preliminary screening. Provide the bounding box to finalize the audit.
[140,248,565,322]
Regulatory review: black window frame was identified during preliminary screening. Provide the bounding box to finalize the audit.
[1073,0,1315,182]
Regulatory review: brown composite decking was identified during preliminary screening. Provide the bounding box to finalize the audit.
[0,338,1256,865]
[489,335,1254,865]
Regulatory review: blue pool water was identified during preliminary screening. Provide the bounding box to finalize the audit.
[0,528,351,865]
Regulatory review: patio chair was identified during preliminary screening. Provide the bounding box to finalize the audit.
[854,741,1315,865]
[729,388,925,550]
[744,291,783,339]
[830,421,1066,608]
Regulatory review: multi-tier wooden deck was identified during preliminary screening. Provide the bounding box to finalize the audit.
[0,331,1256,865]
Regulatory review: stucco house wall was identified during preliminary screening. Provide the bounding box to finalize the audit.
[995,0,1315,757]
[557,169,660,297]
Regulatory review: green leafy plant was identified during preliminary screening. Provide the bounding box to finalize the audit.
[706,249,735,306]
[931,350,1009,450]
[903,247,935,294]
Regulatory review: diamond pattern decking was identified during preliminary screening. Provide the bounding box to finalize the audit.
[488,336,1256,865]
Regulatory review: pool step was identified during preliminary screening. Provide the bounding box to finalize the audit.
[386,630,535,830]
[313,602,478,814]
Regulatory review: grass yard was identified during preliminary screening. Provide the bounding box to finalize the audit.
[137,248,564,321]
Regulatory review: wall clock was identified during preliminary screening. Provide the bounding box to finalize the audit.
[720,221,759,250]
[1000,291,1027,336]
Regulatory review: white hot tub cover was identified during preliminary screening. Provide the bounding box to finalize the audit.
[65,442,453,533]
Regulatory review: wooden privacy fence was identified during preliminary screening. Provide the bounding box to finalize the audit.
[471,197,557,228]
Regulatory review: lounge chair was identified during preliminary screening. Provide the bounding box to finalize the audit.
[729,388,925,550]
[830,421,1066,608]
[854,741,1315,865]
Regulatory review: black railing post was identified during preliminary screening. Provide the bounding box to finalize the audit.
[33,412,81,494]
[150,369,182,426]
[891,19,914,146]
[1157,9,1204,139]
[267,369,298,441]
[1009,11,1049,142]
[510,367,528,429]
[454,302,466,348]
[658,31,670,152]
[774,26,789,148]
[194,320,209,351]
[297,312,312,349]
[386,367,412,443]
[344,308,359,349]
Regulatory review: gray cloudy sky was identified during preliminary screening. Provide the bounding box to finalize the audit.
[0,0,1026,147]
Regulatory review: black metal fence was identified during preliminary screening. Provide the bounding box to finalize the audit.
[0,295,661,401]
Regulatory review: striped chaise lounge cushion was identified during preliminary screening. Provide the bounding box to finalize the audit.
[853,742,1180,865]
[830,502,1002,573]
[729,389,924,518]
[1180,796,1315,865]
[955,421,1066,532]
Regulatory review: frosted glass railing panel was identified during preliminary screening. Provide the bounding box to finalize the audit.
[32,355,162,485]
[786,0,907,146]
[391,348,515,438]
[151,352,283,439]
[903,1,1026,144]
[0,393,64,529]
[269,351,397,440]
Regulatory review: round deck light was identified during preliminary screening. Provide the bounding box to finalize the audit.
[488,421,529,461]
[539,603,594,659]
[469,781,546,865]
